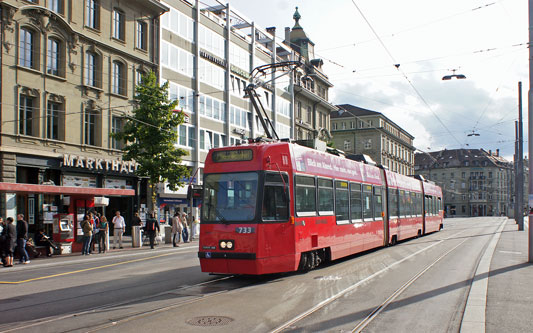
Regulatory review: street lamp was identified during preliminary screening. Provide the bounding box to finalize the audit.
[442,69,466,80]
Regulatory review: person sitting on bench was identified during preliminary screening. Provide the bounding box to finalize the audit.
[35,229,58,257]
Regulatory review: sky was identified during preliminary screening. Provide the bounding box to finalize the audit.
[213,0,529,161]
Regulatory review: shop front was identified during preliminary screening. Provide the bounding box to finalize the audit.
[0,152,145,252]
[0,182,135,253]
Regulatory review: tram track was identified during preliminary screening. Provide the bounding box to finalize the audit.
[271,219,506,333]
[269,228,469,333]
[0,275,237,333]
[1,219,506,333]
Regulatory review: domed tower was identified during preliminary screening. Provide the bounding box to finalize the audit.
[289,7,315,61]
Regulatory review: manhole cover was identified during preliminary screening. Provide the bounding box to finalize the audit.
[186,316,234,327]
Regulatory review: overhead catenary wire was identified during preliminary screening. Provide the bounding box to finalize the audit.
[349,0,465,149]
[8,1,519,157]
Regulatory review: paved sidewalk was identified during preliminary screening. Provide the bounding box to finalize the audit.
[7,232,198,267]
[485,219,533,332]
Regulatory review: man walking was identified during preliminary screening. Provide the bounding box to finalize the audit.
[112,210,125,249]
[144,212,160,249]
[16,214,30,264]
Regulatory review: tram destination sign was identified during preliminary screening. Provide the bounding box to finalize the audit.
[212,149,253,163]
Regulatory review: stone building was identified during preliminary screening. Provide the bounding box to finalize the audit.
[0,0,167,239]
[415,148,513,217]
[330,104,415,175]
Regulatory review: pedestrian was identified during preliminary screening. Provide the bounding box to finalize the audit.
[181,212,189,243]
[35,229,57,257]
[3,217,16,267]
[192,215,200,240]
[171,211,182,247]
[91,212,100,253]
[132,212,142,227]
[112,210,125,249]
[81,214,93,255]
[16,214,30,264]
[0,217,6,266]
[98,215,109,253]
[144,212,160,249]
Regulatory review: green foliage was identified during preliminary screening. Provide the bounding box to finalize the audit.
[111,71,189,191]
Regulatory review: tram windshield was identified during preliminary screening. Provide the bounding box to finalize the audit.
[202,172,259,222]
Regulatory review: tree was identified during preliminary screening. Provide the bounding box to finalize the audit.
[112,71,189,206]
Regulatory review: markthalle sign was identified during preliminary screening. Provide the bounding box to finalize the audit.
[62,154,138,174]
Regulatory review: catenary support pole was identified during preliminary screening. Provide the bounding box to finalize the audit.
[527,0,533,263]
[518,82,524,231]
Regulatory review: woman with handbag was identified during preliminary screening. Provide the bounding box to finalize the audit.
[81,215,93,255]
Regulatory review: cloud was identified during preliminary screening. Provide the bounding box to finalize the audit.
[331,71,517,158]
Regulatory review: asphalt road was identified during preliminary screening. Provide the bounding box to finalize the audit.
[0,217,506,332]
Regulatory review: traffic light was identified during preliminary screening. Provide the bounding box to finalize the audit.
[187,184,203,200]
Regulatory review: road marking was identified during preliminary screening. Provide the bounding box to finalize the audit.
[270,229,468,333]
[0,252,177,284]
[499,250,522,255]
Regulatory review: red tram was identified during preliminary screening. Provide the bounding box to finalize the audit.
[198,141,443,275]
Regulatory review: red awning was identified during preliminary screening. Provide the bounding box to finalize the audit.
[0,182,135,196]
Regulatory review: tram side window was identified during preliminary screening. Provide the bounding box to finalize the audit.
[262,173,289,222]
[335,180,349,224]
[410,192,417,217]
[389,188,399,217]
[432,196,437,215]
[350,183,362,221]
[373,186,383,219]
[438,197,442,213]
[416,193,422,216]
[318,178,334,215]
[295,175,316,216]
[399,190,406,217]
[424,195,430,215]
[362,184,373,220]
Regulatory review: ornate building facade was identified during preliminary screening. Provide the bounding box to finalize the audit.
[0,0,167,235]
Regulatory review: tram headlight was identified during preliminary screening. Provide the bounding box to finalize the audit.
[219,240,235,250]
